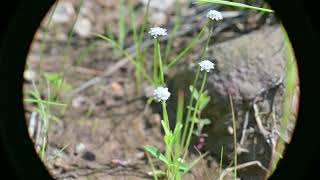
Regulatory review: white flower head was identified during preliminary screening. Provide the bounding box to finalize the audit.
[199,60,215,72]
[206,10,223,21]
[149,27,167,39]
[153,86,171,102]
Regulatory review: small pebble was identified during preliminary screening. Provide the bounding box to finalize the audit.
[24,70,36,82]
[228,126,234,135]
[52,2,74,24]
[74,17,92,37]
[111,81,124,97]
[75,143,86,155]
[72,96,86,108]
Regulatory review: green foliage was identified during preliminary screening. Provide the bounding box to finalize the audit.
[144,145,168,164]
[189,85,211,111]
[189,85,212,136]
[194,0,274,12]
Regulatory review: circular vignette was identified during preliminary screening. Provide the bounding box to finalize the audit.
[0,0,319,179]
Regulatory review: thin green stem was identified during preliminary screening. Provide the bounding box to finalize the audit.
[167,20,209,69]
[24,99,66,106]
[129,0,141,94]
[92,33,154,84]
[63,0,84,63]
[228,92,237,180]
[164,0,182,64]
[183,71,207,160]
[129,0,138,53]
[38,1,58,94]
[162,102,170,129]
[269,25,297,177]
[162,102,172,178]
[199,21,214,60]
[153,39,158,85]
[118,0,127,49]
[157,39,165,84]
[194,0,274,12]
[181,66,200,149]
[145,150,159,180]
[75,41,98,66]
[175,90,184,150]
[219,146,224,180]
[138,0,151,49]
[55,0,85,101]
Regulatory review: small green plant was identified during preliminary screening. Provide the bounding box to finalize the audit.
[189,85,212,137]
[24,65,66,160]
[24,0,85,161]
[140,1,273,179]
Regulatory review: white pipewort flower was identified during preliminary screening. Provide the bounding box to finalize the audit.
[199,60,215,72]
[206,10,223,21]
[149,27,167,39]
[153,86,171,102]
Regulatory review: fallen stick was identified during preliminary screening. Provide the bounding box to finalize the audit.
[219,160,269,180]
[240,111,249,146]
[67,57,130,96]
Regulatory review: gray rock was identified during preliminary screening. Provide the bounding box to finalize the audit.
[168,25,299,179]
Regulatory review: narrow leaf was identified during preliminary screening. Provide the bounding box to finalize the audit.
[144,145,168,164]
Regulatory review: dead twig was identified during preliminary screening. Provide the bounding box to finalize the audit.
[253,103,270,143]
[240,111,249,146]
[28,111,37,139]
[219,160,269,180]
[70,66,105,76]
[68,57,130,96]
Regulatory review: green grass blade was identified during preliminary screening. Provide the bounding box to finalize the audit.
[183,72,207,159]
[63,0,85,61]
[38,1,58,93]
[144,145,168,164]
[228,92,237,180]
[92,33,154,84]
[168,20,209,69]
[194,0,274,12]
[268,24,298,177]
[75,41,98,66]
[156,39,165,84]
[181,66,200,150]
[144,149,159,180]
[138,0,151,52]
[24,99,67,106]
[219,146,224,180]
[118,0,127,48]
[48,143,70,162]
[129,0,138,50]
[164,0,182,64]
[55,0,85,102]
[182,151,209,174]
[153,39,159,85]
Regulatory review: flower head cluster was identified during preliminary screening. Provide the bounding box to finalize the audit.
[206,10,223,21]
[199,60,215,72]
[153,86,171,102]
[149,27,167,39]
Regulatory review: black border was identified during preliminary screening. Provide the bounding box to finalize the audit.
[0,0,55,179]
